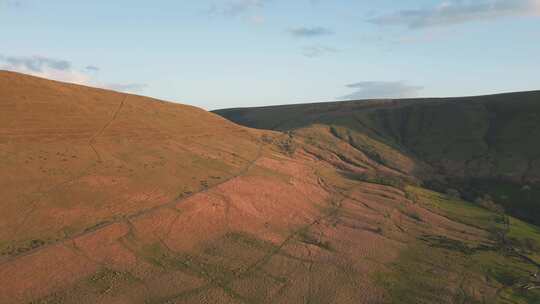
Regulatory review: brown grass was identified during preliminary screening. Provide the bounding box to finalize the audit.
[0,71,518,304]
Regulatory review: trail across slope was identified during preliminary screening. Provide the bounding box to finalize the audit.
[0,143,262,266]
[88,95,127,162]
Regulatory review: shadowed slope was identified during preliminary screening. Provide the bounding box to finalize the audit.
[215,91,540,225]
[215,91,540,182]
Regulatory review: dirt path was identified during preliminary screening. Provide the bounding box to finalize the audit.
[88,95,127,162]
[9,96,128,244]
[0,142,263,267]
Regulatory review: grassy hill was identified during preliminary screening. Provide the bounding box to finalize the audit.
[0,70,261,259]
[215,91,540,226]
[1,71,539,303]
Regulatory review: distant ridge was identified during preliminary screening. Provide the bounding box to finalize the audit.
[216,90,540,225]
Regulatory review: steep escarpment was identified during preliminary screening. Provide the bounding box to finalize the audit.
[357,92,540,184]
[216,91,540,226]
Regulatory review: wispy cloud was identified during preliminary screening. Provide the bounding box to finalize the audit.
[0,0,23,8]
[289,26,334,38]
[0,55,71,73]
[85,65,100,72]
[302,45,338,57]
[209,0,269,16]
[0,54,89,84]
[104,83,148,93]
[341,81,424,100]
[0,54,148,93]
[249,14,266,24]
[370,0,540,29]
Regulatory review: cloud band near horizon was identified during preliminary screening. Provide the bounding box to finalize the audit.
[370,0,540,29]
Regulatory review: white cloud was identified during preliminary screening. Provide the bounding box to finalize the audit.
[0,55,90,84]
[340,81,424,100]
[289,26,334,38]
[0,54,148,93]
[249,14,266,24]
[370,0,540,29]
[85,65,100,72]
[104,83,148,93]
[302,45,338,57]
[0,0,22,8]
[209,0,268,16]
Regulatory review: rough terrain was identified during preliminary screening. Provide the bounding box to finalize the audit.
[1,71,539,303]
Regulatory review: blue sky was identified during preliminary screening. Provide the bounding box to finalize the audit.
[1,0,539,109]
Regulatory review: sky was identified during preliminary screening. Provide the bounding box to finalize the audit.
[1,0,539,110]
